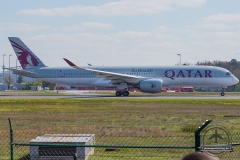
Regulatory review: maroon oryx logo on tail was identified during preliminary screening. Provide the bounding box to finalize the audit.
[10,40,39,69]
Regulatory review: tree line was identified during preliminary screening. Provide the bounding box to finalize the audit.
[2,75,56,90]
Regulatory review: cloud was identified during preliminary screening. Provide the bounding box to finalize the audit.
[80,22,114,29]
[61,22,114,31]
[143,41,186,48]
[0,22,114,34]
[114,31,150,39]
[204,13,240,23]
[18,0,206,17]
[212,40,240,47]
[0,23,50,31]
[199,22,229,30]
[190,31,240,39]
[194,13,240,31]
[27,33,118,47]
[6,24,238,66]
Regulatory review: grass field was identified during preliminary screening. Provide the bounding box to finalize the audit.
[1,98,240,132]
[1,98,240,159]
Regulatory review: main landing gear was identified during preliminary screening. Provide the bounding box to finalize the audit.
[115,91,130,97]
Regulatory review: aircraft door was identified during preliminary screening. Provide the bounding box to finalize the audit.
[53,70,58,78]
[214,71,218,77]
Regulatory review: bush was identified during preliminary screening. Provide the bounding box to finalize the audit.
[181,124,198,133]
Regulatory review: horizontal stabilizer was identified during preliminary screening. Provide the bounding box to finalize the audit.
[5,68,37,76]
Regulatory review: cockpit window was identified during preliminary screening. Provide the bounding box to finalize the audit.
[226,72,231,75]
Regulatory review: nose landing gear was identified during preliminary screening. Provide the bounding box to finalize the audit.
[220,87,226,96]
[221,92,225,96]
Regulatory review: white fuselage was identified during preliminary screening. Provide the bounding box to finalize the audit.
[23,65,238,88]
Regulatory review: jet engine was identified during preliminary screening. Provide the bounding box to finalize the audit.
[139,79,162,93]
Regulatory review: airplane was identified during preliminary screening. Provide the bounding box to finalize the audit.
[7,37,239,97]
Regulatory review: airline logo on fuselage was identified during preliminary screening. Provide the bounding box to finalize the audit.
[164,70,212,80]
[150,83,156,88]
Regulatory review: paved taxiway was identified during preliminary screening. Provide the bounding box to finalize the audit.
[1,95,240,99]
[1,91,240,99]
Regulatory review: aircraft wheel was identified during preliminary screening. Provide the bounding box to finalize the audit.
[123,91,129,96]
[116,91,122,96]
[221,92,225,96]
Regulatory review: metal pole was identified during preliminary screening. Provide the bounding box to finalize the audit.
[73,154,77,160]
[177,54,181,66]
[15,59,17,83]
[180,54,181,66]
[2,54,6,83]
[9,54,12,90]
[8,118,14,160]
[195,120,212,152]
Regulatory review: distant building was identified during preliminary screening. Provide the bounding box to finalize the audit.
[14,83,27,90]
[0,84,7,91]
[30,86,42,91]
[0,71,8,83]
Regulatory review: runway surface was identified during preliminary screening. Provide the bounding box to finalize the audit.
[0,90,240,99]
[1,96,240,99]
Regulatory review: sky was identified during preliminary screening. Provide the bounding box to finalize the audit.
[1,0,240,68]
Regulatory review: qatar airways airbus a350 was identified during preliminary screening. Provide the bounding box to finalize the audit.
[6,37,239,96]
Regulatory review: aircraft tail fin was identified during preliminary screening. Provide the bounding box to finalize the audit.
[8,37,46,69]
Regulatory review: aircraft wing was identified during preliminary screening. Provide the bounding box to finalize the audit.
[4,68,37,76]
[63,58,142,84]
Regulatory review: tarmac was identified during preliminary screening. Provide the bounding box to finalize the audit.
[0,90,239,99]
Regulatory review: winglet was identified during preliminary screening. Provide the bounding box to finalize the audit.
[63,58,76,67]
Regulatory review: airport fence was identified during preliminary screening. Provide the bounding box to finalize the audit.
[1,118,240,160]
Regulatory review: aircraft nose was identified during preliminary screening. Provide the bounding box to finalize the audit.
[233,76,239,84]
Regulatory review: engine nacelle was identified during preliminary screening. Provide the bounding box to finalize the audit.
[139,79,162,93]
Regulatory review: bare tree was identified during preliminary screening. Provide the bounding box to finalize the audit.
[4,74,13,90]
